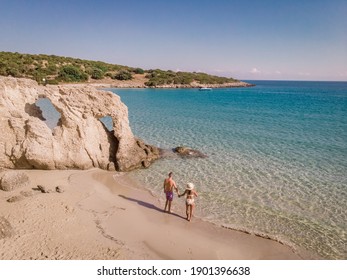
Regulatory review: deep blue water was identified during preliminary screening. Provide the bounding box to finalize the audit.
[108,81,347,259]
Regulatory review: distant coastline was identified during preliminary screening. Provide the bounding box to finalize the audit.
[73,76,254,89]
[0,51,254,89]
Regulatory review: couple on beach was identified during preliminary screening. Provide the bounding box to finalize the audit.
[163,172,198,222]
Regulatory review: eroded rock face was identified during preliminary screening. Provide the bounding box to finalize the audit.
[0,77,159,171]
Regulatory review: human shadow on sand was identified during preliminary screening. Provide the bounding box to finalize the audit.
[118,194,186,220]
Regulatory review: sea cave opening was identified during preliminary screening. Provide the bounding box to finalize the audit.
[98,115,119,170]
[98,116,113,132]
[33,97,62,131]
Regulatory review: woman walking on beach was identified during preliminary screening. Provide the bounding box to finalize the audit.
[179,183,198,222]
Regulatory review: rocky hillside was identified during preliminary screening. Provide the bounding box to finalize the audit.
[0,51,250,88]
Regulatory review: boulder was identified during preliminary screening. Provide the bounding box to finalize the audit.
[173,146,207,158]
[0,171,30,191]
[0,77,160,171]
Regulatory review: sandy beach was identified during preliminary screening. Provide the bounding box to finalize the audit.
[0,168,307,260]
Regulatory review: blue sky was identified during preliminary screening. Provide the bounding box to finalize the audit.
[1,0,346,81]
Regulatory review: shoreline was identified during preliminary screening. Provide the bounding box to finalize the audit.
[0,168,315,260]
[59,75,254,89]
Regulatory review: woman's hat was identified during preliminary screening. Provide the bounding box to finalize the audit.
[186,183,194,190]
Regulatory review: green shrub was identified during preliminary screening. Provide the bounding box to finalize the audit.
[58,65,88,82]
[47,79,59,85]
[133,68,144,74]
[173,72,194,84]
[45,64,58,75]
[114,70,132,80]
[144,80,157,87]
[89,61,109,72]
[6,67,20,77]
[33,72,45,83]
[91,68,104,79]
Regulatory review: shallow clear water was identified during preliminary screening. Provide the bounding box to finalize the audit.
[109,81,347,259]
[36,81,347,259]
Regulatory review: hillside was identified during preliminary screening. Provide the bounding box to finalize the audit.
[0,51,249,88]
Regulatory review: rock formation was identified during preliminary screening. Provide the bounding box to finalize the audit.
[0,76,159,171]
[173,146,207,158]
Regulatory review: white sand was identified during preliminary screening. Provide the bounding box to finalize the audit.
[0,169,305,260]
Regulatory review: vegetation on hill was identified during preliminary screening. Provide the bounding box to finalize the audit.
[144,69,237,86]
[0,51,239,86]
[0,52,136,84]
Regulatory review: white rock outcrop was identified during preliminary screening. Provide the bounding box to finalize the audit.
[0,77,159,171]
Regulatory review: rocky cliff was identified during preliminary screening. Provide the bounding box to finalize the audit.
[0,76,159,171]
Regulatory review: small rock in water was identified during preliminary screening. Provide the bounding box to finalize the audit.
[173,146,207,158]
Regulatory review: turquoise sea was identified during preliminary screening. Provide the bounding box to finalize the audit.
[109,81,347,259]
[37,80,347,259]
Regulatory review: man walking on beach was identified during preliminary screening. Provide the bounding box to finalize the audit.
[163,172,178,213]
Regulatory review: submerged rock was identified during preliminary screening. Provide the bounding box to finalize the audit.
[173,146,207,158]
